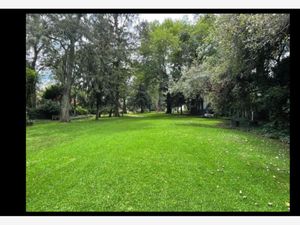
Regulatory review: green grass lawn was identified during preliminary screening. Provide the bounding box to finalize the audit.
[26,113,290,212]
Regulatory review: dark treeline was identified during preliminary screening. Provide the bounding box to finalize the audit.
[26,14,289,133]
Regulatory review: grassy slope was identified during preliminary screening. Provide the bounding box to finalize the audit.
[26,113,290,212]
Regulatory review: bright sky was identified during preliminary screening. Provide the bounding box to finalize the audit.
[139,14,196,23]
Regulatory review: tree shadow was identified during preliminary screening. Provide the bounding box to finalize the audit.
[174,122,223,129]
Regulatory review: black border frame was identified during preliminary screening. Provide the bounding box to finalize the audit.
[0,8,298,216]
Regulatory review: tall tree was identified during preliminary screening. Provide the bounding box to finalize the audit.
[108,14,136,117]
[79,14,114,120]
[42,14,85,122]
[26,14,48,108]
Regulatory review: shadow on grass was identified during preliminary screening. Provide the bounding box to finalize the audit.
[174,122,222,129]
[123,112,207,121]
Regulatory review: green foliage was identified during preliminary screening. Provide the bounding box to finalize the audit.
[26,14,48,70]
[261,123,290,144]
[27,13,289,129]
[75,105,89,115]
[26,67,37,79]
[171,65,211,99]
[132,83,151,113]
[42,84,63,101]
[170,14,289,128]
[28,100,60,119]
[26,67,38,108]
[262,86,289,124]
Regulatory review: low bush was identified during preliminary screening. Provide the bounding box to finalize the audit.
[75,106,89,115]
[28,100,60,119]
[260,122,290,144]
[225,118,289,144]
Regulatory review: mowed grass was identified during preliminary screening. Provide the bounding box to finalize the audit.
[26,113,290,212]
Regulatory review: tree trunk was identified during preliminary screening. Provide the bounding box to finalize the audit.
[60,87,70,122]
[113,81,120,117]
[156,101,161,112]
[122,98,127,114]
[109,109,113,117]
[180,105,183,115]
[96,108,100,120]
[112,15,121,117]
[32,85,36,108]
[60,39,75,122]
[114,103,120,117]
[141,106,144,113]
[95,98,100,120]
[30,45,41,109]
[166,92,172,114]
[73,94,77,116]
[29,84,37,108]
[31,46,38,70]
[157,81,164,111]
[200,98,204,114]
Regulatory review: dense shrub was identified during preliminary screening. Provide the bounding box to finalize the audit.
[75,106,89,115]
[28,100,60,119]
[43,84,63,101]
[261,122,290,144]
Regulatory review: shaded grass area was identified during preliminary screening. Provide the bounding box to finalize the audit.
[26,112,289,212]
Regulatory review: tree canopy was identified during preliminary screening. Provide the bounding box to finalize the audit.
[26,13,289,132]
